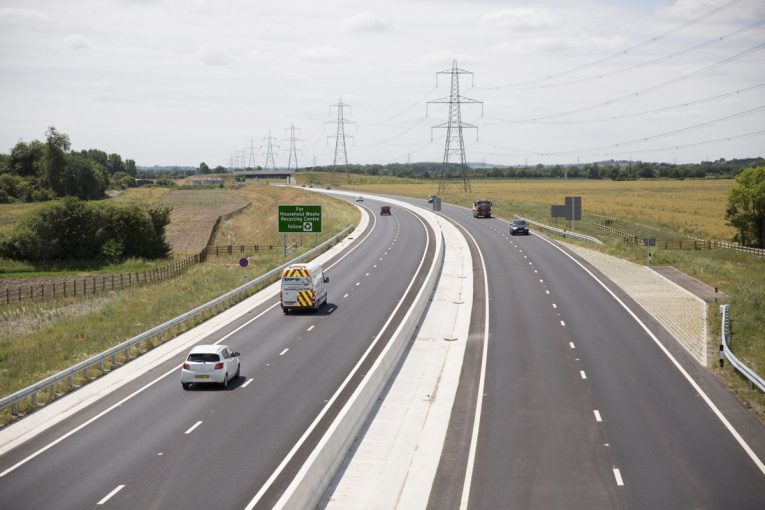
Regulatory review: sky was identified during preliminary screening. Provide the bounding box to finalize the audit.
[1,0,764,168]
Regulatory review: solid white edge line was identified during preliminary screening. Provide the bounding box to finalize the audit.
[535,233,765,476]
[459,225,491,510]
[0,204,379,479]
[245,206,433,510]
[613,468,624,486]
[185,420,203,434]
[97,484,125,505]
[594,410,602,422]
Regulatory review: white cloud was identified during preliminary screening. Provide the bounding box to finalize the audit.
[65,34,92,50]
[341,12,390,34]
[0,7,48,22]
[299,45,349,61]
[197,45,235,66]
[481,8,553,30]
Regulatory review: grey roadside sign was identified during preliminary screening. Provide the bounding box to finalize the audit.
[278,205,323,233]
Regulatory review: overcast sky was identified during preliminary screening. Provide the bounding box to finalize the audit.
[1,0,763,167]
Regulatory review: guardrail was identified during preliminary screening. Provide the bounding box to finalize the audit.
[719,304,765,392]
[519,217,604,245]
[0,225,353,423]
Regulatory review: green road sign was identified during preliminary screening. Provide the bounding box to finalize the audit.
[278,205,322,233]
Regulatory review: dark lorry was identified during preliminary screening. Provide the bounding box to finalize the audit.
[472,199,492,218]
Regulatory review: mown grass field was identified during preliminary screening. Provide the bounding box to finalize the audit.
[297,172,765,420]
[0,183,358,403]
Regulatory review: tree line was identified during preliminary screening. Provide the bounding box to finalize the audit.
[300,158,764,180]
[0,126,137,203]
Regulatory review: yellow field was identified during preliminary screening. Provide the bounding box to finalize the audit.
[331,176,736,241]
[0,203,39,236]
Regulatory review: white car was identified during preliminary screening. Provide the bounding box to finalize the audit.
[181,344,240,390]
[356,196,364,202]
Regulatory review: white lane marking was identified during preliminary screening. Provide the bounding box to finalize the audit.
[580,371,587,380]
[570,342,575,349]
[380,257,383,261]
[458,223,491,510]
[534,269,538,273]
[97,485,125,505]
[373,264,377,268]
[560,320,566,327]
[185,421,203,434]
[249,206,434,509]
[307,325,315,332]
[552,303,557,309]
[594,410,602,422]
[539,279,544,283]
[242,378,254,388]
[342,293,349,298]
[613,468,624,486]
[545,290,550,295]
[528,262,533,265]
[536,233,765,476]
[365,272,370,276]
[355,282,360,286]
[279,348,289,356]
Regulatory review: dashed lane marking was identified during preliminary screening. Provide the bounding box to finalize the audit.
[97,485,125,505]
[594,410,602,422]
[343,293,349,298]
[279,348,289,356]
[580,371,587,380]
[307,325,315,332]
[613,468,624,486]
[570,342,575,349]
[242,378,254,388]
[185,421,203,435]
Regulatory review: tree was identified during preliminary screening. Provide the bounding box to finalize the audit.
[726,166,765,247]
[106,153,123,175]
[45,126,70,195]
[199,162,210,174]
[124,159,137,177]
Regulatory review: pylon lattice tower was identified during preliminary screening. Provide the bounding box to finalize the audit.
[327,98,356,184]
[261,130,279,171]
[246,139,257,169]
[427,60,483,194]
[283,125,302,171]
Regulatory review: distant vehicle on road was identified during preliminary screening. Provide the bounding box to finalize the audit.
[356,196,364,202]
[510,219,530,235]
[380,205,391,215]
[181,344,240,390]
[281,261,329,314]
[473,199,492,218]
[427,195,436,203]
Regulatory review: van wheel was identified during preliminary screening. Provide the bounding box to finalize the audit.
[282,306,289,314]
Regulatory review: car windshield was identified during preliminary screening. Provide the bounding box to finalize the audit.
[514,221,527,226]
[188,353,220,362]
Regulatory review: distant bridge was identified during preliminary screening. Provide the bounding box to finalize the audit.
[232,170,296,180]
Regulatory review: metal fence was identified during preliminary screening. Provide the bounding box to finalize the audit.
[0,225,353,423]
[719,304,765,393]
[520,217,604,245]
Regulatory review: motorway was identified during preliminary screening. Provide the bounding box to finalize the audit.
[0,196,435,509]
[422,201,765,509]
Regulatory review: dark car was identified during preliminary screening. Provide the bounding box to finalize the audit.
[380,205,391,215]
[510,219,530,235]
[427,195,436,203]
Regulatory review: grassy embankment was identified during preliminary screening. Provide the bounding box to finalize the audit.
[0,182,358,411]
[298,172,765,419]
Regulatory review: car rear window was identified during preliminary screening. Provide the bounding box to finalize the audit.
[188,353,220,362]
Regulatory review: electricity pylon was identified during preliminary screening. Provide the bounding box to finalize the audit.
[427,60,483,194]
[261,130,279,171]
[327,98,356,184]
[246,139,257,169]
[283,125,302,171]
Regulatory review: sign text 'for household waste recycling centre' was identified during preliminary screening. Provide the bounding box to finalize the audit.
[278,205,323,233]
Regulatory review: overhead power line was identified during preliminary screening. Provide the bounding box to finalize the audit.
[505,41,765,123]
[488,18,765,91]
[487,0,747,89]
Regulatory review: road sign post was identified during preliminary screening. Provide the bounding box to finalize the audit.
[278,205,323,257]
[642,238,656,265]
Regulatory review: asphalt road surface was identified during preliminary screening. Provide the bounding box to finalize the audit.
[0,196,436,510]
[425,200,765,510]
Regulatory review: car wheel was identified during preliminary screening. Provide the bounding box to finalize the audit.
[235,364,240,379]
[182,382,191,391]
[221,373,228,389]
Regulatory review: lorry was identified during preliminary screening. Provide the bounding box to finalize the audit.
[472,199,492,218]
[280,261,329,314]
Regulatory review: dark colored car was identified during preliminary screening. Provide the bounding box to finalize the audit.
[510,219,530,235]
[380,205,391,215]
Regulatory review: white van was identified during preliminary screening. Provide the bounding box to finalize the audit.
[280,262,329,314]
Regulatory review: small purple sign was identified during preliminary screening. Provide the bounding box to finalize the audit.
[239,258,249,267]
